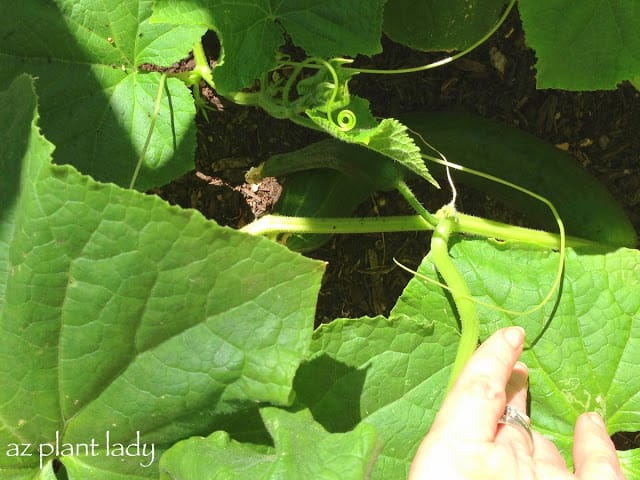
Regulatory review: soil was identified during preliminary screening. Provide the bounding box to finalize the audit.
[156,11,640,448]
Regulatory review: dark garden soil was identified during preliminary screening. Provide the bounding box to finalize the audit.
[156,11,640,449]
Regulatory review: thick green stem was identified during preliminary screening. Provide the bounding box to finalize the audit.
[430,214,480,391]
[229,91,321,132]
[228,91,263,107]
[242,213,599,250]
[242,215,432,236]
[454,212,585,247]
[192,41,215,89]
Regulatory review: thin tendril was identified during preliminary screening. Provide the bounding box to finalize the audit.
[130,72,166,189]
[394,258,553,317]
[345,0,517,76]
[411,127,458,208]
[336,109,356,130]
[278,57,357,131]
[281,57,316,109]
[314,58,356,131]
[405,152,567,318]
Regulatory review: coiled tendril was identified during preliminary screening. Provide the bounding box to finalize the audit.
[277,56,358,132]
[314,58,357,132]
[336,109,356,131]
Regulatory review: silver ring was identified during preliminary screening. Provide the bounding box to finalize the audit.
[498,405,533,446]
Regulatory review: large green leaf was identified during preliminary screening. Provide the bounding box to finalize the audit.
[162,314,456,480]
[298,315,457,479]
[519,0,640,89]
[383,0,508,51]
[621,449,640,479]
[0,74,324,479]
[0,77,59,480]
[159,407,381,479]
[152,0,387,95]
[0,0,206,189]
[0,467,57,480]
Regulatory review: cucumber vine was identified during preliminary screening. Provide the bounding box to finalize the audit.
[5,1,638,477]
[160,0,564,391]
[244,139,570,390]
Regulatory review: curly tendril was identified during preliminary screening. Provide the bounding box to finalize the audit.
[276,56,358,132]
[312,58,357,132]
[336,109,356,131]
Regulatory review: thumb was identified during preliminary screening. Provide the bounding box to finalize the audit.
[573,412,625,480]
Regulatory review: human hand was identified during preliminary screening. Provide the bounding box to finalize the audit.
[409,326,626,479]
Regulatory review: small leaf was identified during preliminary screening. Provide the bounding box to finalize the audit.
[368,119,437,187]
[306,98,438,187]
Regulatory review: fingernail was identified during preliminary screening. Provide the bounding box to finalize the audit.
[514,361,529,376]
[505,326,525,348]
[587,412,605,428]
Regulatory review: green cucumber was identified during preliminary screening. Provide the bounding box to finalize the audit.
[257,112,636,250]
[255,139,407,193]
[273,168,374,251]
[264,140,407,251]
[399,111,637,248]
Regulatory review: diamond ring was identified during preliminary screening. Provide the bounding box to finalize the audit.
[498,404,533,446]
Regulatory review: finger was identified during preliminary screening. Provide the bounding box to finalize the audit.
[430,326,525,443]
[496,363,533,454]
[573,413,625,480]
[505,361,529,409]
[531,432,572,478]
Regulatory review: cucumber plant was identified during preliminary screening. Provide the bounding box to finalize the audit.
[1,1,640,480]
[245,110,633,390]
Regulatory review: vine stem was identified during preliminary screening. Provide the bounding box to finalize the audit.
[229,90,324,132]
[241,213,600,250]
[430,213,480,392]
[192,41,215,89]
[396,180,439,227]
[243,215,431,235]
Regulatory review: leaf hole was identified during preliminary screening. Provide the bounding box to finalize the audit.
[612,431,640,450]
